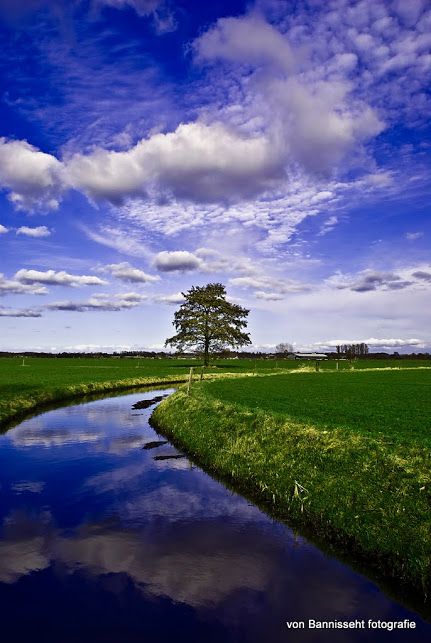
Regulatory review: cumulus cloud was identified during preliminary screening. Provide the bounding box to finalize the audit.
[154,250,202,272]
[0,103,381,213]
[47,292,146,312]
[266,78,384,175]
[412,270,431,282]
[0,224,8,234]
[326,265,431,293]
[66,121,277,203]
[0,305,42,317]
[327,269,411,292]
[0,137,63,210]
[16,226,51,238]
[194,14,295,72]
[103,262,159,283]
[153,292,184,304]
[14,269,107,287]
[254,291,284,301]
[0,274,48,296]
[230,275,309,298]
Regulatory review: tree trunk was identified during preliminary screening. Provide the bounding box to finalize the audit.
[204,337,210,366]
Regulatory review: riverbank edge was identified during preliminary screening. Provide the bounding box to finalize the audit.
[0,370,261,432]
[0,375,192,431]
[151,385,431,603]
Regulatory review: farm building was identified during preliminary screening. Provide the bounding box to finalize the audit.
[294,352,328,360]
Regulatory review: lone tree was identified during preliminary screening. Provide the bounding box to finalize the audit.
[165,283,251,366]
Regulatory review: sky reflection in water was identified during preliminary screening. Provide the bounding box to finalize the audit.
[0,390,430,643]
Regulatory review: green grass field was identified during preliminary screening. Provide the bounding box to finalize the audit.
[205,369,431,446]
[152,368,431,597]
[1,355,430,429]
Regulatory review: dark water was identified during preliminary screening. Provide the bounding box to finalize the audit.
[0,389,430,643]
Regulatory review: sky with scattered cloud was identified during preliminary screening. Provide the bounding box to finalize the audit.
[0,0,430,352]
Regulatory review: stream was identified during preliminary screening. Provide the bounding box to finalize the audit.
[0,388,430,642]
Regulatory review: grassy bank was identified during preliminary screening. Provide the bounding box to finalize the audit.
[151,370,431,597]
[0,355,263,429]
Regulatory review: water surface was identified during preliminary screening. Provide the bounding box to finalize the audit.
[0,389,430,642]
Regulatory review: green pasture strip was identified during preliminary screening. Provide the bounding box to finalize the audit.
[151,371,431,594]
[204,370,431,447]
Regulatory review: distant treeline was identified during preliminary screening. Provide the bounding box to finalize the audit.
[0,350,430,359]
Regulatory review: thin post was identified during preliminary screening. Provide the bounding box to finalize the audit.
[336,360,339,371]
[315,360,320,372]
[187,367,194,396]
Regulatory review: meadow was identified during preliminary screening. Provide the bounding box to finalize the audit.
[1,355,430,429]
[205,369,431,446]
[152,368,431,597]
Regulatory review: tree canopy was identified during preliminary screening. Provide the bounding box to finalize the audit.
[276,342,294,354]
[165,283,251,365]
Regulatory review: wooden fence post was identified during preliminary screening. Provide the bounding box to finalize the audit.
[187,367,194,396]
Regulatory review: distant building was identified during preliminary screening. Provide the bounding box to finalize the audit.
[294,352,328,360]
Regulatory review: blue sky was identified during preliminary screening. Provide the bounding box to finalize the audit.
[0,0,430,353]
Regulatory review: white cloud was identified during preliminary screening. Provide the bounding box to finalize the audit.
[318,215,338,236]
[194,14,295,72]
[14,269,107,287]
[0,274,48,296]
[326,266,431,293]
[81,224,151,258]
[392,0,427,27]
[11,427,102,447]
[66,121,277,203]
[0,2,429,222]
[47,292,146,312]
[0,137,63,210]
[11,481,45,494]
[0,224,8,234]
[315,337,425,349]
[265,78,384,174]
[254,291,284,301]
[412,270,431,282]
[96,0,161,16]
[16,225,51,238]
[154,250,202,272]
[230,275,309,297]
[103,262,159,283]
[0,305,42,317]
[405,231,423,240]
[154,292,184,304]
